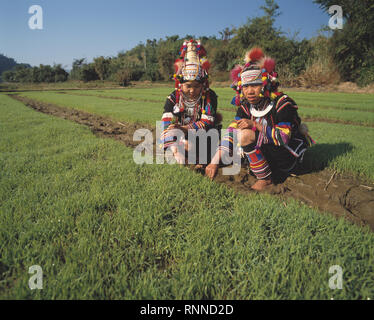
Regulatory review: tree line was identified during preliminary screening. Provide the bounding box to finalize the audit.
[2,63,68,83]
[1,0,373,87]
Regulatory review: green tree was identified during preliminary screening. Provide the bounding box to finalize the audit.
[157,36,181,80]
[93,56,111,80]
[115,68,132,86]
[16,65,32,82]
[218,27,236,41]
[157,48,175,80]
[81,64,99,82]
[2,70,15,82]
[53,64,69,82]
[69,58,85,80]
[260,0,280,21]
[37,64,54,82]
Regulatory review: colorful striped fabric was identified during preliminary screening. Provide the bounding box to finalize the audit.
[161,112,174,131]
[159,128,181,149]
[160,90,218,149]
[264,121,292,146]
[244,149,272,180]
[217,119,240,155]
[186,111,214,130]
[217,93,304,162]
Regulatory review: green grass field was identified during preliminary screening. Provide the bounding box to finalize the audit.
[1,93,373,299]
[18,87,374,126]
[15,90,374,181]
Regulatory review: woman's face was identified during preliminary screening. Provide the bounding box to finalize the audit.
[181,81,203,100]
[242,85,263,104]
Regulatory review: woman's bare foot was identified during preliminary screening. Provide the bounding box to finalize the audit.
[251,178,273,191]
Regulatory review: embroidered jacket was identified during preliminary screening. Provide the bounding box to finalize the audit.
[219,94,309,157]
[160,89,218,148]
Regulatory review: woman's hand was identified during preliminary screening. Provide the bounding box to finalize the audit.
[236,119,254,130]
[205,163,219,180]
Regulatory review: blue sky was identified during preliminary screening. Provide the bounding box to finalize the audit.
[0,0,330,69]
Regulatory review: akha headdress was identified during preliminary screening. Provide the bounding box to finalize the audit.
[230,47,280,106]
[172,39,212,110]
[173,39,210,83]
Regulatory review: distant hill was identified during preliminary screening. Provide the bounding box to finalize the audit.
[0,54,17,80]
[0,54,31,82]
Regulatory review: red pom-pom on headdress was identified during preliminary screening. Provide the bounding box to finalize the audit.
[229,47,280,102]
[245,47,264,63]
[230,65,243,83]
[174,59,183,73]
[199,46,207,57]
[201,60,211,71]
[263,58,276,73]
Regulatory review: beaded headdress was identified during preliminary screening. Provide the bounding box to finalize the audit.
[230,47,280,106]
[172,39,211,109]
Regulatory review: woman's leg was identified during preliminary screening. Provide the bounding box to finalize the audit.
[239,129,273,190]
[261,145,298,183]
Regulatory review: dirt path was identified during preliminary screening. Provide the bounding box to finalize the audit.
[10,94,374,231]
